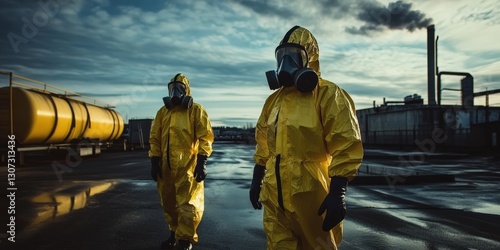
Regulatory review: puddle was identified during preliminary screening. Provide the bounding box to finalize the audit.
[26,181,116,229]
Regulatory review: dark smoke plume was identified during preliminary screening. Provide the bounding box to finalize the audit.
[347,1,433,35]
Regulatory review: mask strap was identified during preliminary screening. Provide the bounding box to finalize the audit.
[282,25,301,44]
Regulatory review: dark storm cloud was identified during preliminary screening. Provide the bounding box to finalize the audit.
[231,0,294,17]
[347,0,433,35]
[316,0,356,18]
[231,0,352,20]
[230,0,432,36]
[0,1,94,71]
[0,0,269,92]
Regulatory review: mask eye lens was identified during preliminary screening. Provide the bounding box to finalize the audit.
[168,82,186,92]
[275,44,308,67]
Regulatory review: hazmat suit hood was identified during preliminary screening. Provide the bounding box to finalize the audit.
[170,73,192,96]
[164,73,193,109]
[279,26,321,79]
[266,26,322,92]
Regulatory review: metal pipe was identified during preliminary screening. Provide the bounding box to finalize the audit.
[436,36,439,75]
[427,25,436,105]
[438,71,474,106]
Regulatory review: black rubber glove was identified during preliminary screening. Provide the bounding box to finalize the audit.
[249,164,266,209]
[194,154,207,182]
[151,156,161,182]
[318,176,348,231]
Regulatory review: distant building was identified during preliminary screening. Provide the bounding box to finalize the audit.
[213,126,255,144]
[127,118,153,150]
[357,99,500,152]
[356,25,500,153]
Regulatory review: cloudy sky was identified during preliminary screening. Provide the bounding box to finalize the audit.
[1,0,499,127]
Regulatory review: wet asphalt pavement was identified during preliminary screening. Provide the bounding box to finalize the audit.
[1,143,499,250]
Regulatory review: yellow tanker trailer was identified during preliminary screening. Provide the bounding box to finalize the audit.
[0,71,124,158]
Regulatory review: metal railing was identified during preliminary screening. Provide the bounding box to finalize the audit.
[0,70,115,108]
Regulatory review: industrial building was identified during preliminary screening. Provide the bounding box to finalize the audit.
[357,25,500,152]
[125,118,153,150]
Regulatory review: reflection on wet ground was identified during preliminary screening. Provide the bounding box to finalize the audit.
[12,180,117,237]
[209,144,500,248]
[1,143,499,249]
[208,144,255,181]
[346,185,500,249]
[28,181,116,229]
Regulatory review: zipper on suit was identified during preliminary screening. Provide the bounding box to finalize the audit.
[274,110,284,211]
[167,128,171,169]
[275,154,284,210]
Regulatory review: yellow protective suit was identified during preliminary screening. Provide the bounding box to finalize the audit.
[149,73,214,244]
[254,26,363,249]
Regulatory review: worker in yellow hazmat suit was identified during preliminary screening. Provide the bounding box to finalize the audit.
[149,73,214,250]
[250,26,364,249]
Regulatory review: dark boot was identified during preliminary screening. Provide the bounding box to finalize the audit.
[160,231,177,249]
[178,240,192,250]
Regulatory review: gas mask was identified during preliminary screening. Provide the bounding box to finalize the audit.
[162,81,193,109]
[265,43,318,93]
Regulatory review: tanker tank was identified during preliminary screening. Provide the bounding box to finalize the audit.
[0,86,124,146]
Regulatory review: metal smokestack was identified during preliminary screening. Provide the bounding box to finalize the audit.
[427,25,436,105]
